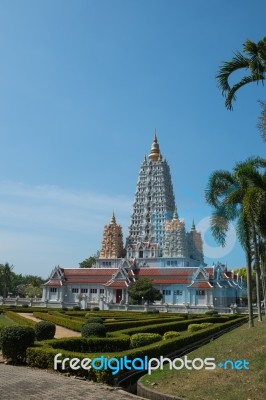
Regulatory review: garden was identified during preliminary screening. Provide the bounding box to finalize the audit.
[0,307,248,385]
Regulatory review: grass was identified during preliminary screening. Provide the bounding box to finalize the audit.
[140,318,266,400]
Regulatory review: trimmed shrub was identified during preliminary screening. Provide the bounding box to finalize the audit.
[45,334,130,353]
[145,309,160,314]
[33,312,83,331]
[205,310,219,316]
[188,323,214,333]
[85,316,103,324]
[92,307,100,311]
[130,333,162,348]
[0,326,35,364]
[73,306,81,311]
[35,321,56,341]
[5,311,36,327]
[200,323,214,329]
[163,331,180,340]
[188,324,203,333]
[81,323,106,338]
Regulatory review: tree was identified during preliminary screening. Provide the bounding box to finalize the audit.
[205,157,266,327]
[257,100,266,142]
[128,277,162,305]
[216,37,266,110]
[79,256,97,268]
[0,263,14,297]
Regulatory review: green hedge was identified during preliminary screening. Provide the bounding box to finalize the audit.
[35,321,56,340]
[44,334,130,353]
[26,316,247,384]
[130,333,162,348]
[33,312,83,331]
[163,331,180,340]
[26,346,114,384]
[0,326,35,364]
[81,323,106,338]
[112,316,248,361]
[119,316,224,336]
[104,316,185,332]
[5,311,36,327]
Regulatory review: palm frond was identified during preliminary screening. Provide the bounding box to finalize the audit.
[225,74,264,110]
[216,52,250,95]
[205,170,234,206]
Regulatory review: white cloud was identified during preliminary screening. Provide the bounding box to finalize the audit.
[0,181,132,277]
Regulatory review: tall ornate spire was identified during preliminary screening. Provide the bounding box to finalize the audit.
[191,219,196,231]
[99,213,123,259]
[111,212,116,224]
[149,130,161,161]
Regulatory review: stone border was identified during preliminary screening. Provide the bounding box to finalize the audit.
[137,380,184,400]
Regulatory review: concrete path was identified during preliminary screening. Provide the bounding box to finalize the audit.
[0,363,145,400]
[17,313,81,338]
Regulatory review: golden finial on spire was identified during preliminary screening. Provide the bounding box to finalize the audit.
[149,129,161,161]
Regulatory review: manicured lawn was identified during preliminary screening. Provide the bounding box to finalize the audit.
[140,318,266,400]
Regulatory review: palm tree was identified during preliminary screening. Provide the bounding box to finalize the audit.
[205,157,266,327]
[216,37,266,110]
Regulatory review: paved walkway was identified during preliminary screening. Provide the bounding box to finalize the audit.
[0,363,145,400]
[17,313,81,338]
[0,314,145,399]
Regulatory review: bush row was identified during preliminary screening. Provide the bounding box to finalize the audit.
[130,333,162,348]
[188,323,214,333]
[33,312,83,331]
[0,307,50,313]
[119,316,227,336]
[5,311,36,327]
[44,333,130,353]
[113,316,248,362]
[104,316,185,332]
[26,346,114,384]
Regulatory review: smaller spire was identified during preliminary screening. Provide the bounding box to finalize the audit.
[173,207,178,220]
[111,212,116,224]
[191,219,196,231]
[144,154,147,162]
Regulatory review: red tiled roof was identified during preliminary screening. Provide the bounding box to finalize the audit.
[63,268,118,277]
[187,281,213,289]
[43,280,62,287]
[66,277,112,284]
[105,281,128,288]
[136,268,199,277]
[151,278,190,284]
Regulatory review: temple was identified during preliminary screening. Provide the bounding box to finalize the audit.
[42,134,244,310]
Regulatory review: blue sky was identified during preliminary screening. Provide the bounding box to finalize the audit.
[0,0,265,278]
